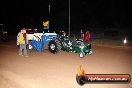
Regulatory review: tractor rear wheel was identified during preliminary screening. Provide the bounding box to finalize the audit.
[48,40,61,54]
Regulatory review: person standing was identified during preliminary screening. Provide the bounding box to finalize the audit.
[84,31,90,43]
[84,31,92,54]
[80,29,84,40]
[17,28,29,57]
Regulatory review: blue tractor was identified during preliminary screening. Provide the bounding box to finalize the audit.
[27,29,59,52]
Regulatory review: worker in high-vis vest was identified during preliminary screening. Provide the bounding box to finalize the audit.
[17,28,29,57]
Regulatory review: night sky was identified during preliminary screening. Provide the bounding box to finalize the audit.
[0,0,132,34]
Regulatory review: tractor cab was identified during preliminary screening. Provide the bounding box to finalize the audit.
[26,28,57,42]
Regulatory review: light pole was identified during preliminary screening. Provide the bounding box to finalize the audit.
[68,0,71,36]
[48,4,50,32]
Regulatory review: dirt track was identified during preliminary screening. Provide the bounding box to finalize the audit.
[0,40,132,88]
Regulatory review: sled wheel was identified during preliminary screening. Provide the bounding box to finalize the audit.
[79,52,84,58]
[89,50,92,55]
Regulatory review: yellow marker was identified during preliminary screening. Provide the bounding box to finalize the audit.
[43,21,49,26]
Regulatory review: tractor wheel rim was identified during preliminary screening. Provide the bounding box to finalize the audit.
[50,44,55,50]
[29,45,32,49]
